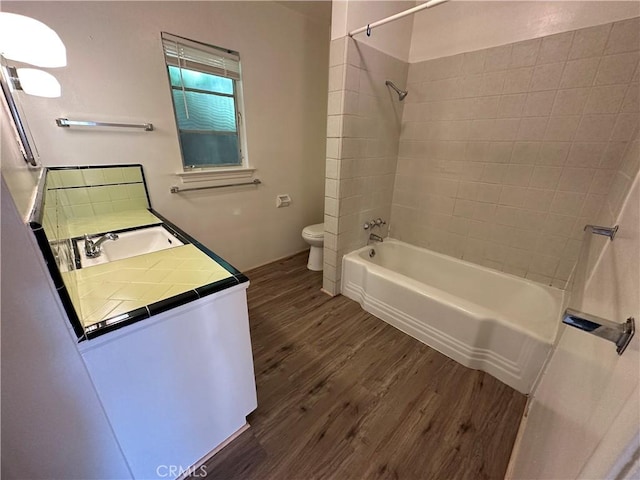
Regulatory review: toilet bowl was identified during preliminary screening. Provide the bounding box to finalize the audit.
[301,223,324,271]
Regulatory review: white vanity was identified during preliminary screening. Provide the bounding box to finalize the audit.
[79,283,256,479]
[30,165,258,479]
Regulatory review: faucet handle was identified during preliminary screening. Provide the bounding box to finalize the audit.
[363,222,370,230]
[375,218,386,226]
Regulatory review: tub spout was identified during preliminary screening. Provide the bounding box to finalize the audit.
[369,233,383,243]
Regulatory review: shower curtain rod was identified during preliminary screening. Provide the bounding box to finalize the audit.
[349,0,450,38]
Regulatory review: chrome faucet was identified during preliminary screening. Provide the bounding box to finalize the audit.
[84,232,119,258]
[363,218,387,230]
[369,233,383,243]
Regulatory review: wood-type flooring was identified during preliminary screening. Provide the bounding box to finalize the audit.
[195,252,526,480]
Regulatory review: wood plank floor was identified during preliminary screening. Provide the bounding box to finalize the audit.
[197,252,526,480]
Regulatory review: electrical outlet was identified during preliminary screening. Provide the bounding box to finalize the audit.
[276,194,291,208]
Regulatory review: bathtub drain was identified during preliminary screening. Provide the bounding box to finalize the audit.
[369,249,376,258]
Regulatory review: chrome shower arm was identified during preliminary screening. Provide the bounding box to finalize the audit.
[385,80,408,101]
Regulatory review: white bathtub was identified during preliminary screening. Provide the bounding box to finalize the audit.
[341,239,564,393]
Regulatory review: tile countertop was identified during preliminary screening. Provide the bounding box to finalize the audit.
[57,209,242,336]
[63,244,233,328]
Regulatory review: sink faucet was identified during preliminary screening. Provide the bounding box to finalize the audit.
[369,233,383,244]
[84,232,119,258]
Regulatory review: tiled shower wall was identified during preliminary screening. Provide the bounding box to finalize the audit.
[323,38,408,294]
[392,17,640,288]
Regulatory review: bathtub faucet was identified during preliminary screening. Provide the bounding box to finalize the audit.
[369,233,383,243]
[84,232,119,258]
[363,218,387,230]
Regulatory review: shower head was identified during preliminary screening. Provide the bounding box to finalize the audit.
[385,80,408,101]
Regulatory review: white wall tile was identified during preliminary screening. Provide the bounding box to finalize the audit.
[560,57,600,88]
[605,17,640,55]
[574,114,617,141]
[531,62,564,91]
[329,17,640,289]
[529,166,563,189]
[568,23,611,60]
[524,91,557,117]
[595,52,640,85]
[545,116,581,141]
[538,31,574,65]
[552,88,590,116]
[484,44,513,72]
[518,117,549,141]
[583,85,628,114]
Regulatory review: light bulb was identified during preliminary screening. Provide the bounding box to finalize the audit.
[15,68,61,97]
[0,13,66,68]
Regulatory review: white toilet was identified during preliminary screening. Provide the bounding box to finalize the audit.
[301,223,324,271]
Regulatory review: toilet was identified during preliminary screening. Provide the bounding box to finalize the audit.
[301,223,324,271]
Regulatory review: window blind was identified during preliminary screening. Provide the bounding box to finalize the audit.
[161,32,240,81]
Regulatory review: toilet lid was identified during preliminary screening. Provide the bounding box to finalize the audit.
[303,223,324,238]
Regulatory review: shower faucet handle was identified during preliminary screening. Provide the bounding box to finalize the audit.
[364,219,386,230]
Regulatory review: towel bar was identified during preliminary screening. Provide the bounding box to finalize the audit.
[170,178,261,193]
[56,118,154,131]
[563,309,635,355]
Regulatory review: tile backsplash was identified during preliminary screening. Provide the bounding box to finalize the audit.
[43,165,150,241]
[41,165,152,324]
[391,17,639,288]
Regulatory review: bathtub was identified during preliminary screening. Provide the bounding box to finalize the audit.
[341,239,564,394]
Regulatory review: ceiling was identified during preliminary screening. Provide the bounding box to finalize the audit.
[275,1,332,26]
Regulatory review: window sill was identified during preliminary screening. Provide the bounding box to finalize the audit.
[175,167,256,184]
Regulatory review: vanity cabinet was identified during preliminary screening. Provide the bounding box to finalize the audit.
[79,284,256,479]
[29,165,258,479]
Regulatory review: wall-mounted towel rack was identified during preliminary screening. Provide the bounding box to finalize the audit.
[584,224,618,240]
[55,118,154,131]
[170,178,261,194]
[562,223,635,355]
[563,309,635,355]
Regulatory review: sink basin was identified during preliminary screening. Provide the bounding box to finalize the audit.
[76,226,185,268]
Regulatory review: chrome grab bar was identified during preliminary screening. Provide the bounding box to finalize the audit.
[561,222,635,355]
[56,118,154,131]
[563,309,635,355]
[584,224,618,240]
[170,178,261,193]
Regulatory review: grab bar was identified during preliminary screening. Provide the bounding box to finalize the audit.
[170,178,261,193]
[562,222,635,355]
[584,224,618,240]
[56,118,154,131]
[563,309,635,355]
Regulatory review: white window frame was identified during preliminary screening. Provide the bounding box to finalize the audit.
[162,32,251,180]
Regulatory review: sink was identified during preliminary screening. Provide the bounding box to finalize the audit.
[76,226,185,268]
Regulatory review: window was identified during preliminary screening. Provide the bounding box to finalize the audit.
[162,32,245,169]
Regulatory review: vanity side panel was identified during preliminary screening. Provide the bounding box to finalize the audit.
[79,285,257,479]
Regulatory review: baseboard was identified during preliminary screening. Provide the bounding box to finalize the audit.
[177,422,251,480]
[245,248,309,273]
[504,401,531,479]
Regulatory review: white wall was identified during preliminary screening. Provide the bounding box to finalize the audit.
[331,0,415,61]
[1,176,133,479]
[507,168,640,478]
[410,1,640,63]
[3,1,329,271]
